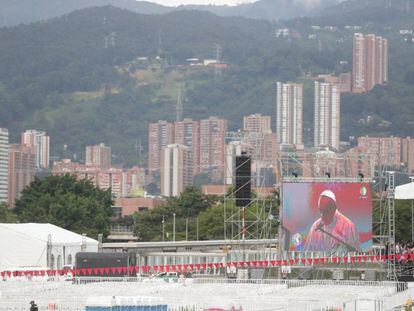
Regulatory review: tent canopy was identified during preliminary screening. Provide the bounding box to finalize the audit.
[395,182,414,200]
[0,223,97,246]
[0,223,98,271]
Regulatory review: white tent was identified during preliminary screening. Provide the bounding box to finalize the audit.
[0,223,98,271]
[395,182,414,200]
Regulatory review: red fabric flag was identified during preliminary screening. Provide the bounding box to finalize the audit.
[270,260,276,267]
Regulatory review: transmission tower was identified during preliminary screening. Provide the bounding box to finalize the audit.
[105,32,116,49]
[176,84,185,122]
[157,28,163,58]
[214,43,222,78]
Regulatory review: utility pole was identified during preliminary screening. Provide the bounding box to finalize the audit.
[162,215,165,242]
[173,213,176,242]
[185,218,188,241]
[196,217,199,241]
[410,177,414,243]
[47,234,52,269]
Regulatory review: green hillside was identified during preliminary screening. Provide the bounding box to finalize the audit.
[1,5,414,166]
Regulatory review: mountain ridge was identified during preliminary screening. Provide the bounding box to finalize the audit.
[1,0,344,27]
[1,4,413,165]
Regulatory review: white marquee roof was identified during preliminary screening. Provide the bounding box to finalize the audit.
[0,223,97,246]
[0,223,98,271]
[395,182,414,200]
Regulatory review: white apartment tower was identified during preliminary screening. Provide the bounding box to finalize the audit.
[21,130,50,169]
[314,82,341,150]
[0,128,9,204]
[161,144,193,197]
[276,82,303,149]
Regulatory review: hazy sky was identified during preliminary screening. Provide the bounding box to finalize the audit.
[146,0,258,6]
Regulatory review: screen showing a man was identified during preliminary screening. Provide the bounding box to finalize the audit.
[304,190,360,253]
[281,182,373,253]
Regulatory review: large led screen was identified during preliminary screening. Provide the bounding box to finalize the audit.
[281,182,373,253]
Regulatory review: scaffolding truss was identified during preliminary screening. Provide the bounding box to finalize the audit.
[223,132,277,264]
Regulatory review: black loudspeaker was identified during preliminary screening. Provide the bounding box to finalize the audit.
[235,154,251,207]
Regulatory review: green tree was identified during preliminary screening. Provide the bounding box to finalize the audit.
[14,175,113,238]
[0,203,18,223]
[133,187,219,241]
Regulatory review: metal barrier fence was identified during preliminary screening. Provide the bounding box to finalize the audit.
[0,278,408,311]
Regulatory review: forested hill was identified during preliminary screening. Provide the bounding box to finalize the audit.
[1,5,414,166]
[1,0,343,27]
[1,0,169,27]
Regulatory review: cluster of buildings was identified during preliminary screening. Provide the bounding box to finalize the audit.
[279,136,414,179]
[0,129,49,207]
[149,115,278,197]
[276,81,341,150]
[308,33,388,95]
[0,33,407,218]
[52,144,166,218]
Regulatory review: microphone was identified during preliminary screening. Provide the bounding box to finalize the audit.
[315,222,324,232]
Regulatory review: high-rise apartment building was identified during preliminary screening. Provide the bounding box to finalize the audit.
[8,144,36,207]
[21,130,50,169]
[174,118,200,174]
[242,113,277,164]
[314,82,341,150]
[357,136,402,168]
[0,128,8,204]
[276,82,303,149]
[161,144,193,197]
[352,33,388,93]
[86,143,111,170]
[243,114,272,134]
[148,121,175,173]
[199,117,227,175]
[402,137,414,173]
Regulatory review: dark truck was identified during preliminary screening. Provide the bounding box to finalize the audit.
[75,252,137,277]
